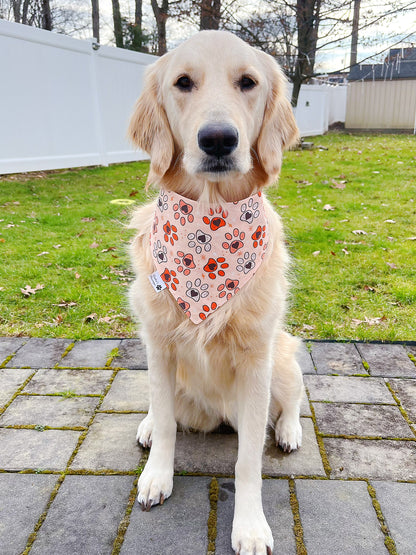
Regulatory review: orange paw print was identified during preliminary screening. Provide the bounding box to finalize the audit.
[203,257,229,279]
[163,221,178,246]
[203,207,228,231]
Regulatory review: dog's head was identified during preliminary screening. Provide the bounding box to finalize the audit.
[128,31,299,196]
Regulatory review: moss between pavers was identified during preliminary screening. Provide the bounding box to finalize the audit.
[408,352,416,365]
[288,478,307,555]
[106,347,120,368]
[22,473,66,554]
[362,359,370,372]
[304,387,332,478]
[207,476,219,554]
[366,482,398,555]
[112,477,139,555]
[385,381,416,438]
[0,354,15,368]
[59,342,75,361]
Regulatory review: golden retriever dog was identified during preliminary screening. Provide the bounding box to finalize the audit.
[128,30,304,555]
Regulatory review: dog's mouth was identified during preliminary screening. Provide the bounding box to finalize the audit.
[197,156,237,175]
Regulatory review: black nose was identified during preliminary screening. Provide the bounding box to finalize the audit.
[198,124,238,157]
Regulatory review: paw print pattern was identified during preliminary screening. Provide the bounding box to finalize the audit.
[177,297,191,318]
[252,225,266,248]
[199,301,218,321]
[174,251,196,276]
[240,197,260,224]
[163,221,178,246]
[237,252,256,274]
[173,199,194,225]
[203,207,228,231]
[217,279,240,299]
[153,240,167,263]
[223,228,245,254]
[160,268,179,291]
[203,257,229,280]
[186,279,209,303]
[188,229,212,254]
[157,192,168,212]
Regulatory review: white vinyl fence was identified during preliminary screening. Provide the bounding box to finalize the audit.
[0,20,156,174]
[0,20,347,175]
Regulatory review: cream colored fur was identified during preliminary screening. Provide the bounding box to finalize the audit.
[128,30,304,555]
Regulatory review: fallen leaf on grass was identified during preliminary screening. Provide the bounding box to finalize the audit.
[384,219,396,224]
[37,251,49,256]
[323,204,335,211]
[302,324,315,331]
[351,316,387,327]
[330,179,346,189]
[85,313,97,322]
[21,284,44,297]
[405,236,416,241]
[53,244,61,249]
[101,247,117,252]
[98,316,113,323]
[53,301,77,308]
[352,230,367,235]
[386,262,397,269]
[81,217,96,222]
[75,272,81,279]
[89,241,99,249]
[312,251,320,256]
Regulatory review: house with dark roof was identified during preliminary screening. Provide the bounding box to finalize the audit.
[345,47,416,131]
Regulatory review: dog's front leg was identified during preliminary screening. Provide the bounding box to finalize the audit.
[137,342,176,511]
[232,362,273,555]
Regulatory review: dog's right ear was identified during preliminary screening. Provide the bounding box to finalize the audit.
[128,57,174,182]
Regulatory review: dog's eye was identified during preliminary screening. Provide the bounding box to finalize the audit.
[175,75,194,92]
[239,75,257,91]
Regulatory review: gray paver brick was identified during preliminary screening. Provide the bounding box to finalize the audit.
[24,368,112,395]
[216,479,296,555]
[0,474,58,555]
[0,429,80,471]
[311,342,365,375]
[70,413,143,471]
[0,395,99,428]
[100,370,149,411]
[373,481,416,555]
[304,375,393,403]
[0,368,33,408]
[174,418,324,477]
[60,339,121,368]
[300,388,311,417]
[356,343,416,377]
[6,338,72,368]
[0,337,27,365]
[388,378,416,423]
[113,338,147,369]
[324,438,416,480]
[31,475,134,555]
[313,403,413,438]
[296,342,315,374]
[121,476,210,555]
[296,479,386,555]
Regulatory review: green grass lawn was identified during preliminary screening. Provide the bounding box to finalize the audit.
[0,133,415,341]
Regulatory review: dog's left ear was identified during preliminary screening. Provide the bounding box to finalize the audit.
[256,51,299,180]
[128,55,174,182]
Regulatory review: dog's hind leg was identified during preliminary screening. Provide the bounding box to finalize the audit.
[270,331,304,452]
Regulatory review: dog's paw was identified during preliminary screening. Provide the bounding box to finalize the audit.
[137,464,173,511]
[232,512,273,555]
[136,414,153,448]
[275,414,302,453]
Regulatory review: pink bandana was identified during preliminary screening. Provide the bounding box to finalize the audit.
[149,189,269,324]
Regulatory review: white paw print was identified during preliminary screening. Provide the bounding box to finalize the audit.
[187,229,212,254]
[153,240,167,263]
[237,252,256,273]
[185,278,209,302]
[157,192,168,212]
[240,197,260,224]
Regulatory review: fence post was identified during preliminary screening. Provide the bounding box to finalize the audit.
[89,39,108,167]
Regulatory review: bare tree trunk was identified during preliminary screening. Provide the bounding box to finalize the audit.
[22,0,29,24]
[291,0,321,107]
[92,0,100,42]
[112,0,123,47]
[200,0,221,30]
[12,0,22,23]
[350,0,360,67]
[132,0,143,50]
[41,0,52,30]
[151,0,169,55]
[135,0,142,28]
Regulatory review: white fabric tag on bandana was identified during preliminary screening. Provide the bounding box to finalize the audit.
[148,271,167,293]
[150,188,269,324]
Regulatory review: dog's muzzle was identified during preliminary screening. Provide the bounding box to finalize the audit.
[197,123,239,173]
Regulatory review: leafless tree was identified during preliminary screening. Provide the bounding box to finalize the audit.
[150,0,169,55]
[200,0,221,29]
[112,0,123,47]
[91,0,99,42]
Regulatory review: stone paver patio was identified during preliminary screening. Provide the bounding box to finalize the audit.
[0,337,415,554]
